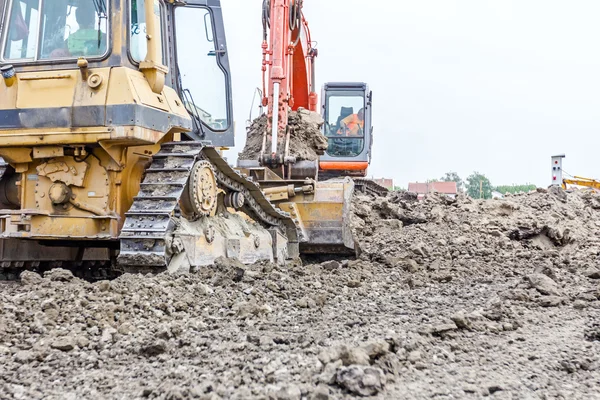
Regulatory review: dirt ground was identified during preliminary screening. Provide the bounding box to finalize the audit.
[1,188,600,399]
[238,109,329,162]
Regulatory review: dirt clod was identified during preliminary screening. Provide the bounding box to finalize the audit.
[584,267,600,279]
[44,268,75,282]
[527,273,562,296]
[335,365,386,396]
[19,271,43,285]
[275,384,302,400]
[50,337,75,352]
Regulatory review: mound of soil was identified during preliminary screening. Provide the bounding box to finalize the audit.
[1,188,599,399]
[239,109,328,162]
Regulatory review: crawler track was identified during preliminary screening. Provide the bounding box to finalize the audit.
[118,142,298,273]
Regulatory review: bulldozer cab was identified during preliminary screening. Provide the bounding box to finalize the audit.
[0,0,234,146]
[0,0,246,269]
[319,82,372,177]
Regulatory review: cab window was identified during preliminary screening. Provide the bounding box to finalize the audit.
[130,0,166,64]
[324,90,365,157]
[174,6,229,131]
[2,0,108,61]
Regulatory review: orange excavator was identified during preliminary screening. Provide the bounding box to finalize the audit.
[250,0,382,194]
[236,0,386,255]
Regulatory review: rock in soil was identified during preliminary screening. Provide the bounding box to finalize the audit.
[335,365,386,396]
[527,273,562,296]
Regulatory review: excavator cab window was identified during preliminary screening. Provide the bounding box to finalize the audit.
[1,0,108,61]
[324,90,365,157]
[173,6,229,132]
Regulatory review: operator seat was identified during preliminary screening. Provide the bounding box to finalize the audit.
[335,107,354,132]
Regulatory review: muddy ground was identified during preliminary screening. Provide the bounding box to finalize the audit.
[239,109,328,162]
[1,188,600,399]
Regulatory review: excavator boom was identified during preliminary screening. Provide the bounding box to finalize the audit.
[260,0,318,162]
[551,155,600,191]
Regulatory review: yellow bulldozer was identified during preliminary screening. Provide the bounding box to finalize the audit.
[0,0,369,278]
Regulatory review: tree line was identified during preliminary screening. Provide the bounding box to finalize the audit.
[392,172,536,199]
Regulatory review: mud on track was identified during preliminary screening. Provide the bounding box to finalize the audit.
[1,188,599,399]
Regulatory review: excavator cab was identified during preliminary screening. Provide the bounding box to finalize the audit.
[319,82,373,179]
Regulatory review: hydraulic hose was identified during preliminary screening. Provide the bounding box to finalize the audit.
[289,0,302,46]
[262,0,270,40]
[289,0,299,30]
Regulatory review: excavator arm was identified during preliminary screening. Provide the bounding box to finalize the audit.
[562,177,600,190]
[260,0,318,165]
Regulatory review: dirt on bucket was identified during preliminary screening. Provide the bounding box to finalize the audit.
[239,108,329,162]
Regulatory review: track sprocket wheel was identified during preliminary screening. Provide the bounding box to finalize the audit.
[181,160,218,220]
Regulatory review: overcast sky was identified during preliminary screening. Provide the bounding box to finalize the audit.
[221,0,600,188]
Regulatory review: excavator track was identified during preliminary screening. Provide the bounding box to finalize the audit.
[118,142,298,273]
[353,178,389,197]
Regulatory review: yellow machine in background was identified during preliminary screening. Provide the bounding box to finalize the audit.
[0,0,357,277]
[551,154,600,192]
[562,177,600,191]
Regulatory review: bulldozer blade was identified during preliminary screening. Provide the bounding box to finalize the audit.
[289,177,356,255]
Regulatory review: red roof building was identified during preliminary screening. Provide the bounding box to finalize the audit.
[408,182,458,200]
